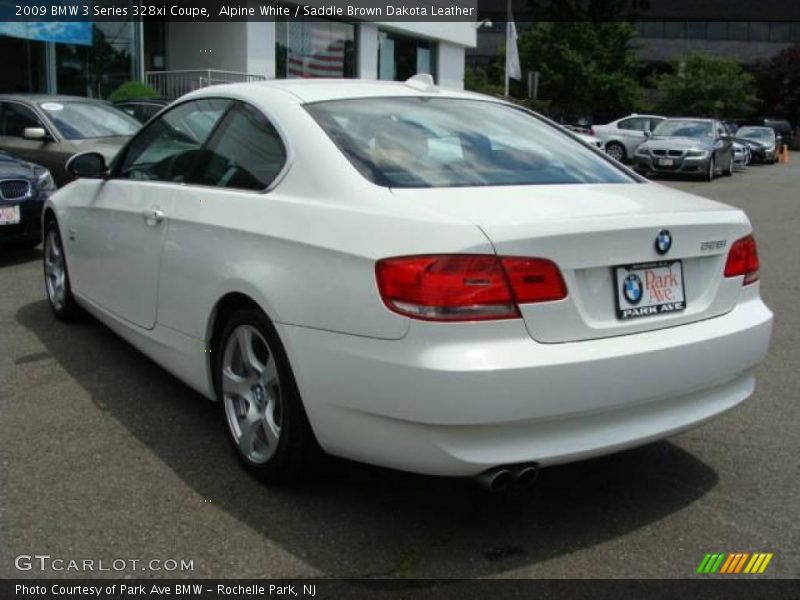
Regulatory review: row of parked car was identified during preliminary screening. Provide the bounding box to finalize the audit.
[572,113,790,181]
[0,92,793,251]
[0,94,165,247]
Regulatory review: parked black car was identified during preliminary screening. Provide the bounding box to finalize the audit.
[735,126,778,164]
[113,99,169,123]
[0,151,55,246]
[742,117,794,149]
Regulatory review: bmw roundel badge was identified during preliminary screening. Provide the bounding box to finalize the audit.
[655,229,672,255]
[623,273,643,305]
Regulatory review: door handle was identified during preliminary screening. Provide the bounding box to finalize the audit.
[143,207,166,226]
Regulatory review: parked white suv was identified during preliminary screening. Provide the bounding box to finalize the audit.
[594,114,666,162]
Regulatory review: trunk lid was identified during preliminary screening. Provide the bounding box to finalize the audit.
[390,182,750,342]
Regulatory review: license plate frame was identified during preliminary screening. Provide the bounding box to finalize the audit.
[615,260,687,320]
[0,204,20,226]
[657,157,675,167]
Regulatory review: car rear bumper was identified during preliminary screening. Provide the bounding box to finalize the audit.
[279,288,772,476]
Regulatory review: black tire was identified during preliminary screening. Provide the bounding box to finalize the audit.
[723,154,733,176]
[43,219,82,321]
[18,237,41,249]
[214,307,316,484]
[705,156,715,181]
[606,142,626,162]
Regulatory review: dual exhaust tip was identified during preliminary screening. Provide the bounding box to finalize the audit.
[475,463,539,492]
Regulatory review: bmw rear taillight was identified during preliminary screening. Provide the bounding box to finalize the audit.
[375,255,567,322]
[724,235,760,285]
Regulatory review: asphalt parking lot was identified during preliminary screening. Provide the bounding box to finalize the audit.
[1,160,798,580]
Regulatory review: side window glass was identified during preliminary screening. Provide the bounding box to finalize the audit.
[118,104,136,117]
[649,118,664,132]
[618,118,646,132]
[2,103,42,137]
[191,103,287,191]
[117,98,231,182]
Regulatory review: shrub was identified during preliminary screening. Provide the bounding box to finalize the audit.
[108,81,160,102]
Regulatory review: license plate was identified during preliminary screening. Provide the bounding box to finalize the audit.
[615,260,686,320]
[0,205,20,225]
[658,158,674,167]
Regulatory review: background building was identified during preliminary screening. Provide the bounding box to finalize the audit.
[468,20,800,72]
[0,4,476,98]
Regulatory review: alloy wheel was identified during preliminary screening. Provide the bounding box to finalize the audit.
[44,228,67,311]
[221,324,282,464]
[606,143,625,162]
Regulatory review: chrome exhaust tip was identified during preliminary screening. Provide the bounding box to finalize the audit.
[514,465,539,489]
[475,468,514,492]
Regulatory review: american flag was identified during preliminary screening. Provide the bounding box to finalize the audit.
[287,23,346,78]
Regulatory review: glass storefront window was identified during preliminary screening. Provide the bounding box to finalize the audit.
[275,19,356,79]
[56,23,137,98]
[0,36,47,93]
[143,21,166,72]
[378,31,437,82]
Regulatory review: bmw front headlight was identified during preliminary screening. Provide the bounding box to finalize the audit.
[635,146,650,156]
[34,168,56,192]
[686,150,709,158]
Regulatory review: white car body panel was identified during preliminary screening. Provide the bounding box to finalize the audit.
[45,81,772,477]
[594,114,666,159]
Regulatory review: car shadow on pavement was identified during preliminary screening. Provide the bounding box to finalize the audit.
[16,299,719,578]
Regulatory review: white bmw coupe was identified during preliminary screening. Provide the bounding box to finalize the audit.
[42,78,772,489]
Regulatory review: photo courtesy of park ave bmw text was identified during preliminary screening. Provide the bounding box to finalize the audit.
[0,0,798,598]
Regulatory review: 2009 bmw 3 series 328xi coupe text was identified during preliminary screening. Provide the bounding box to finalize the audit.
[43,77,773,488]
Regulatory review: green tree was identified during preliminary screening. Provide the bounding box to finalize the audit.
[516,1,643,119]
[754,44,800,122]
[464,65,504,97]
[655,54,759,117]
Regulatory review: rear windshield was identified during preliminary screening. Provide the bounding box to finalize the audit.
[305,97,634,188]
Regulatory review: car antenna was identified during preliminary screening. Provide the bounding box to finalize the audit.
[404,74,438,93]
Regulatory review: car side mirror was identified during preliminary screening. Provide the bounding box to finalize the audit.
[643,131,651,137]
[23,127,48,141]
[66,152,109,179]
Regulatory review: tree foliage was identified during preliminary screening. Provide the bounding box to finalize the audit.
[655,54,759,117]
[515,1,643,120]
[754,44,800,122]
[463,65,504,97]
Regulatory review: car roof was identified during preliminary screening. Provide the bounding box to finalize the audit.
[186,78,485,105]
[0,94,109,103]
[662,117,716,121]
[114,98,169,104]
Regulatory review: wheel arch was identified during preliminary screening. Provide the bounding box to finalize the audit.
[42,206,57,237]
[206,292,263,397]
[605,139,627,158]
